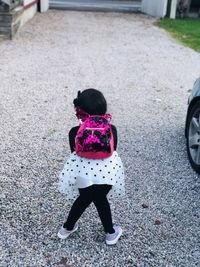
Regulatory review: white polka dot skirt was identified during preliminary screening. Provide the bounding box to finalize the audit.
[58,151,125,201]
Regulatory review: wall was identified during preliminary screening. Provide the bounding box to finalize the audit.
[142,0,168,18]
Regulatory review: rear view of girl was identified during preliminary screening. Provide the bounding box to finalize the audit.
[58,89,125,245]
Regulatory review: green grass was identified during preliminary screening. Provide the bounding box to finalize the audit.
[157,19,200,53]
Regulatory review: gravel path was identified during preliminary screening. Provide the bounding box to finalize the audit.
[1,10,200,267]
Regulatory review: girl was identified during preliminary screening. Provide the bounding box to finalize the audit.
[58,89,125,245]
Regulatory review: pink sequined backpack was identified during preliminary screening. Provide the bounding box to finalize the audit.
[75,114,114,159]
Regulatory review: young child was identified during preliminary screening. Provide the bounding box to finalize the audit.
[58,88,125,245]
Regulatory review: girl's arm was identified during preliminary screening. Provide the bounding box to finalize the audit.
[69,126,79,152]
[111,125,118,150]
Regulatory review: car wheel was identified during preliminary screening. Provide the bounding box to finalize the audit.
[186,100,200,174]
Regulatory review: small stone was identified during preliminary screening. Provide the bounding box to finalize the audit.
[154,219,161,225]
[127,255,133,263]
[57,257,68,265]
[155,98,162,102]
[149,250,155,257]
[142,203,149,208]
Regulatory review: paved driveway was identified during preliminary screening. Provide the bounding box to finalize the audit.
[0,10,200,267]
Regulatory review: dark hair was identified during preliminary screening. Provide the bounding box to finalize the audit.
[73,88,107,115]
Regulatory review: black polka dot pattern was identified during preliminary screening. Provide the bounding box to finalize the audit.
[58,151,125,201]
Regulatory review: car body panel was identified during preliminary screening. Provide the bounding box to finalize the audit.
[188,77,200,105]
[185,77,200,137]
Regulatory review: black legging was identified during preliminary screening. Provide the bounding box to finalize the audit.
[64,184,115,234]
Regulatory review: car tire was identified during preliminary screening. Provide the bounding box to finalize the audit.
[186,100,200,174]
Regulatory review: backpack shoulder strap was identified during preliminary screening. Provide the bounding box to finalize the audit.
[103,114,112,122]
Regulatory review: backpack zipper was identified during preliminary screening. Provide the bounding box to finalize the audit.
[85,127,105,136]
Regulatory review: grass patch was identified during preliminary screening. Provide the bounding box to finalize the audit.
[157,19,200,53]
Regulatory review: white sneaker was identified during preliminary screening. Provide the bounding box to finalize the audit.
[57,223,78,239]
[105,225,123,245]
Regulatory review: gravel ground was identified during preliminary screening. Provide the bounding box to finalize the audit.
[0,10,200,267]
